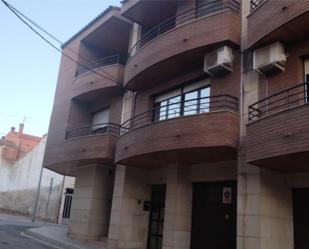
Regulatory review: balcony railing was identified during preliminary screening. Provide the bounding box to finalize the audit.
[121,95,239,133]
[128,0,240,58]
[248,82,309,122]
[65,123,121,140]
[250,0,265,12]
[75,54,120,77]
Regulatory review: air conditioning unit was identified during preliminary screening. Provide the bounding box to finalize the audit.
[253,42,287,75]
[204,46,233,76]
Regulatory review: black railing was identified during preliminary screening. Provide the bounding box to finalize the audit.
[121,95,238,133]
[128,0,240,58]
[250,0,265,12]
[65,123,121,140]
[75,54,120,77]
[248,82,309,122]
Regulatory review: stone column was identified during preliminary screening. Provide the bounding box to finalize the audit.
[237,155,294,249]
[108,165,151,249]
[162,164,192,249]
[68,164,114,240]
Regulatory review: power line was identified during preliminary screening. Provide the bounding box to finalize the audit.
[1,0,122,86]
[4,0,120,83]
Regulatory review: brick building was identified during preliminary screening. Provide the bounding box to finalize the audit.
[1,123,42,162]
[43,1,309,249]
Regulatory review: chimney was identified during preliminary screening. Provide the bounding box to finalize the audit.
[11,127,15,132]
[19,123,24,136]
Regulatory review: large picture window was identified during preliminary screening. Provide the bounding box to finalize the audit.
[154,80,210,121]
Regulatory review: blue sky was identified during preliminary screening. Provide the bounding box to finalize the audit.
[0,0,120,137]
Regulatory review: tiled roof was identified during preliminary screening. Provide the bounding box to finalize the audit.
[61,6,121,49]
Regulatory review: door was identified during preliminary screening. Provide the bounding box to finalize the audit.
[293,188,309,249]
[191,181,237,249]
[147,185,166,249]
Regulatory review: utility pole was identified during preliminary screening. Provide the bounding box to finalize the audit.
[32,165,44,222]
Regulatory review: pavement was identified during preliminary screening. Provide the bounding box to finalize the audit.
[0,214,55,249]
[0,213,106,249]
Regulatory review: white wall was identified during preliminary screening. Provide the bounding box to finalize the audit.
[0,136,75,222]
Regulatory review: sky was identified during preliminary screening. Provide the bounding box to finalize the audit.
[0,0,120,137]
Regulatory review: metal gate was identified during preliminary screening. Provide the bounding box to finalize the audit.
[62,188,73,223]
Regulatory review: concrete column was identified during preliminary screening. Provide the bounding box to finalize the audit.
[162,164,192,249]
[108,165,151,249]
[237,156,294,249]
[68,164,114,240]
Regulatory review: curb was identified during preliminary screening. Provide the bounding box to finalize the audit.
[23,228,86,249]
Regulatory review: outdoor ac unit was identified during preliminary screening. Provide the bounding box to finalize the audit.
[204,46,233,76]
[253,42,287,75]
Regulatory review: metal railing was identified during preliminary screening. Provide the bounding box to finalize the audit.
[250,0,265,12]
[128,0,240,58]
[121,95,238,133]
[75,54,120,77]
[248,82,309,122]
[65,123,121,140]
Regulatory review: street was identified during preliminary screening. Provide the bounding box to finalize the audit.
[0,218,55,249]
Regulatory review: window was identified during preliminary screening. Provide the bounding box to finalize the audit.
[92,108,109,133]
[154,80,210,121]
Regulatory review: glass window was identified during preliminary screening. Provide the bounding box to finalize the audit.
[154,82,210,121]
[158,100,167,121]
[200,87,210,113]
[184,91,198,115]
[184,87,210,116]
[92,108,109,132]
[167,96,181,119]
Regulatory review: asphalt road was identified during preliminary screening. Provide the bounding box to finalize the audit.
[0,219,55,249]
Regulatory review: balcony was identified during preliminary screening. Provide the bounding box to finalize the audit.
[115,95,239,168]
[247,0,309,49]
[72,55,124,99]
[124,0,241,90]
[44,123,120,175]
[246,82,309,172]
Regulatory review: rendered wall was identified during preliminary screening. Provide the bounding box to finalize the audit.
[0,136,75,222]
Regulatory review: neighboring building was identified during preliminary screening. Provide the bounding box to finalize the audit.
[0,125,75,223]
[43,1,309,249]
[1,123,41,162]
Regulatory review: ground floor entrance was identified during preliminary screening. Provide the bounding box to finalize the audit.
[293,188,309,249]
[191,181,237,249]
[147,185,166,249]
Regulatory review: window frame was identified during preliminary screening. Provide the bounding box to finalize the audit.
[153,83,211,121]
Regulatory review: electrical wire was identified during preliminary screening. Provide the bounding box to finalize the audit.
[1,0,122,86]
[3,0,120,83]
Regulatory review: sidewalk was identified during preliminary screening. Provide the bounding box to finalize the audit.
[24,226,107,249]
[0,212,106,249]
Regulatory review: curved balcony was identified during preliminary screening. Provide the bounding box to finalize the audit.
[124,0,241,90]
[44,123,120,175]
[115,95,239,168]
[72,55,124,99]
[246,82,309,172]
[247,0,309,49]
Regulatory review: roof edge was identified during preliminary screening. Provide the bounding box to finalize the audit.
[61,6,121,49]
